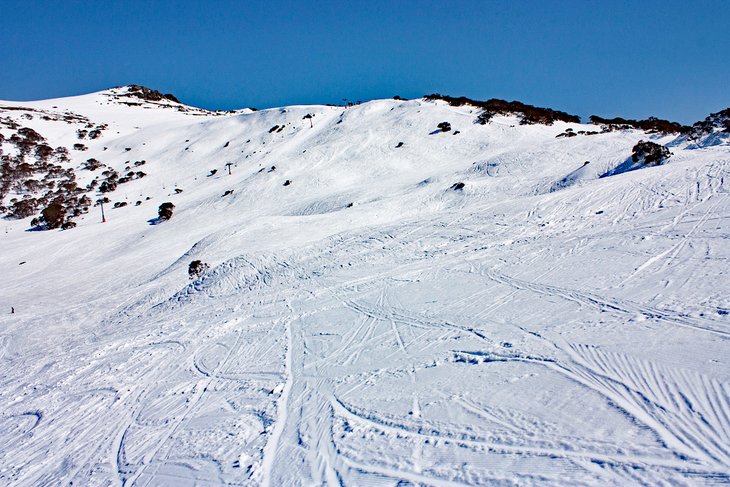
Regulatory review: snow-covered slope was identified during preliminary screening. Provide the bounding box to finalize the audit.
[1,87,729,486]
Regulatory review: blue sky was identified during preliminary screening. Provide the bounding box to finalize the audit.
[2,0,728,123]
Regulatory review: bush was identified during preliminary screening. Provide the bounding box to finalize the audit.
[17,127,44,143]
[158,202,175,220]
[41,203,65,229]
[437,122,452,132]
[82,158,103,171]
[124,85,180,103]
[424,94,580,126]
[687,108,730,141]
[8,198,38,219]
[188,260,210,279]
[631,141,671,166]
[589,115,688,134]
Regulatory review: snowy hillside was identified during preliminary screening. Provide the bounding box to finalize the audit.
[1,86,729,486]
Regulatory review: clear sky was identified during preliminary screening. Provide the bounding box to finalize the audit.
[2,0,728,123]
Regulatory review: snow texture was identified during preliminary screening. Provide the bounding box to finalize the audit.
[1,88,729,486]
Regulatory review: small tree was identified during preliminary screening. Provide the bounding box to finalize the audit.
[437,122,452,132]
[188,260,209,279]
[40,202,66,229]
[158,202,175,221]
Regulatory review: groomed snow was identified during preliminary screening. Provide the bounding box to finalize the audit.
[1,89,729,485]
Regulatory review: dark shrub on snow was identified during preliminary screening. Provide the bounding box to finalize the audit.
[188,260,210,279]
[589,115,689,134]
[631,141,671,166]
[124,85,180,103]
[40,203,65,229]
[158,202,175,221]
[82,158,103,171]
[424,94,580,126]
[687,108,730,141]
[437,122,452,132]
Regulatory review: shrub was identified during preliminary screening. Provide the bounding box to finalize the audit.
[424,93,580,126]
[631,141,671,166]
[99,180,118,193]
[158,202,175,220]
[437,122,452,132]
[34,144,54,160]
[124,85,180,103]
[589,115,689,134]
[17,127,44,143]
[188,260,210,279]
[41,203,65,229]
[82,158,103,171]
[8,198,38,219]
[687,108,730,141]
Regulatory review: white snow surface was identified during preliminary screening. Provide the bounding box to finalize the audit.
[1,88,729,486]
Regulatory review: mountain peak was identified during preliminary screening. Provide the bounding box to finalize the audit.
[113,84,181,104]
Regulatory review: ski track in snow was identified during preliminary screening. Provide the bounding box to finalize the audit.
[1,90,729,485]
